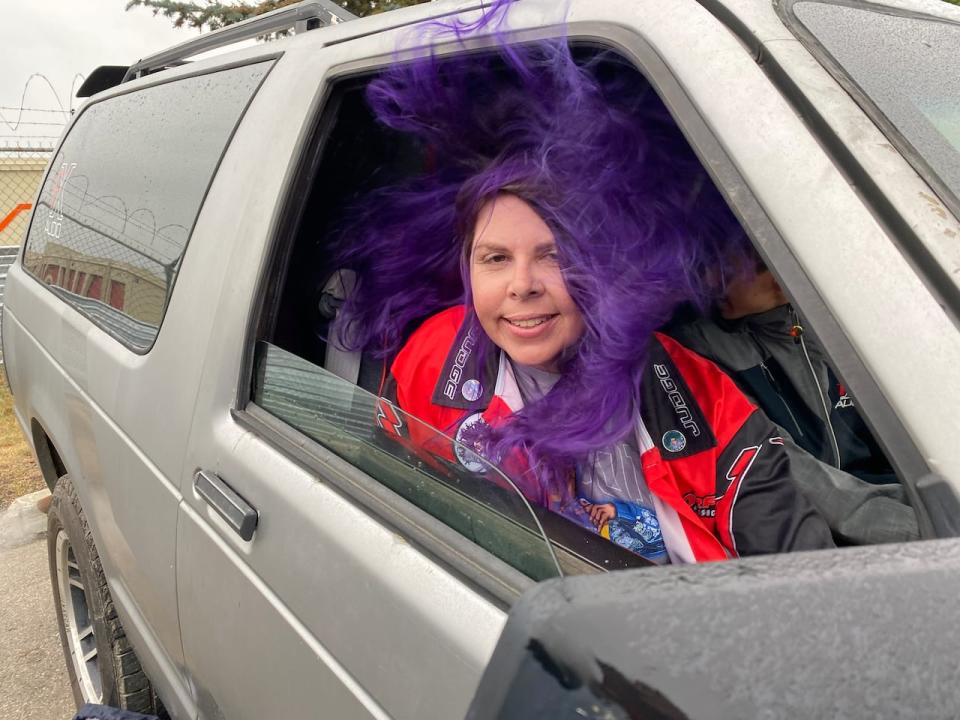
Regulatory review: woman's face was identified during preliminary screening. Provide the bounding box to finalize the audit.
[470,194,586,372]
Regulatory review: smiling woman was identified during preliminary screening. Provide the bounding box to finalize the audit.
[329,36,837,563]
[469,194,585,373]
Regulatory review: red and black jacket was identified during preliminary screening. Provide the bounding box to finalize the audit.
[378,306,833,563]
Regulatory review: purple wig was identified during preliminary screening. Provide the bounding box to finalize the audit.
[333,8,750,486]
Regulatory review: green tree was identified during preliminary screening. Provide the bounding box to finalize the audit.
[125,0,431,31]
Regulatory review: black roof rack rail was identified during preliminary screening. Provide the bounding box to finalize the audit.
[121,0,356,83]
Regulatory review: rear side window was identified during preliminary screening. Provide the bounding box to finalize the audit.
[22,60,273,351]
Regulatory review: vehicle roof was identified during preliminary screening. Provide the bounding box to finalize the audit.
[108,0,960,90]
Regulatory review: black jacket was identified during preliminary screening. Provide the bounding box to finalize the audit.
[670,305,918,545]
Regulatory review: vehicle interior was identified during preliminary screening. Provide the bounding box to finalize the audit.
[253,41,918,578]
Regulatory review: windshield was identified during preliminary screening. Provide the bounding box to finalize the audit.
[791,1,960,212]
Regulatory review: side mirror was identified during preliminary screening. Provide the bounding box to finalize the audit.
[467,540,960,718]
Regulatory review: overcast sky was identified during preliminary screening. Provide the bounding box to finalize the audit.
[1,0,195,142]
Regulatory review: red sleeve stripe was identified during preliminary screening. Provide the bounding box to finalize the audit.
[723,444,762,557]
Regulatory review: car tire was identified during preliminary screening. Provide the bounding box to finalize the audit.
[47,474,165,715]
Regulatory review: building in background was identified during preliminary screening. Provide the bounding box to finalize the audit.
[0,146,50,245]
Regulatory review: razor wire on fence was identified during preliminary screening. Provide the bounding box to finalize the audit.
[1,87,69,246]
[0,86,69,361]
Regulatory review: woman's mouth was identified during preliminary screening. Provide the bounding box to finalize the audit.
[506,315,552,328]
[502,314,558,336]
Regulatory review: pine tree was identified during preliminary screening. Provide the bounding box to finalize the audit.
[125,0,431,31]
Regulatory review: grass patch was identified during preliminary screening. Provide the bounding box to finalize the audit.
[0,381,44,510]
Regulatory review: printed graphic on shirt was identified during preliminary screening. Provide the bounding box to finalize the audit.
[721,444,761,497]
[715,411,780,500]
[835,383,855,409]
[683,492,717,518]
[661,429,686,453]
[639,338,717,459]
[376,398,405,437]
[461,378,483,402]
[454,412,488,472]
[431,317,498,410]
[605,507,668,563]
[579,444,668,562]
[653,362,702,438]
[579,445,648,507]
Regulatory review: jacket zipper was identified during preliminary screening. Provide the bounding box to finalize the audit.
[789,308,841,468]
[759,360,805,439]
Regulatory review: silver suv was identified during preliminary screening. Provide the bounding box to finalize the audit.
[4,0,960,718]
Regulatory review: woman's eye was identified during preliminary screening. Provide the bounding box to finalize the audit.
[483,254,508,264]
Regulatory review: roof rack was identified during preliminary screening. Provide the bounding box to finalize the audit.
[121,0,357,83]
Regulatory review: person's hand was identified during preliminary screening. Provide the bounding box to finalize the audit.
[580,500,616,529]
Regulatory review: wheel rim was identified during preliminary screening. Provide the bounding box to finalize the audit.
[56,529,104,703]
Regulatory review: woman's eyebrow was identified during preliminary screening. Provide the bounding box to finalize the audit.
[474,240,556,255]
[473,242,509,255]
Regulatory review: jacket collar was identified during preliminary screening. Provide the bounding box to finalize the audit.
[433,319,685,455]
[717,303,795,340]
[430,315,501,410]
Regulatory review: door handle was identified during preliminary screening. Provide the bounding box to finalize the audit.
[194,470,259,541]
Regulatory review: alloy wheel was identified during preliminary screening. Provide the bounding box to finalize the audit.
[55,528,103,703]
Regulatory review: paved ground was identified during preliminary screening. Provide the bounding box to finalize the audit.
[0,503,76,718]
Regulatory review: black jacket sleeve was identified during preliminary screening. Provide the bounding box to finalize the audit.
[717,410,836,555]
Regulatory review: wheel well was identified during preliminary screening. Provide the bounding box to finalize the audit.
[30,420,67,491]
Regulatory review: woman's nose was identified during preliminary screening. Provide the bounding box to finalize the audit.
[508,259,544,299]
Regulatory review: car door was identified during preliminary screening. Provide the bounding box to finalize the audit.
[171,30,576,720]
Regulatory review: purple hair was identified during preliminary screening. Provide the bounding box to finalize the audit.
[333,9,749,487]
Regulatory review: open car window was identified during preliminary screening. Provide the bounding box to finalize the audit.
[252,340,649,578]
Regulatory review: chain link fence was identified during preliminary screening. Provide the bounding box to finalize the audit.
[0,141,53,246]
[0,140,54,362]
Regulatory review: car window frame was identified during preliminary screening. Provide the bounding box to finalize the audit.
[235,50,665,597]
[777,0,960,221]
[234,18,942,601]
[19,55,280,354]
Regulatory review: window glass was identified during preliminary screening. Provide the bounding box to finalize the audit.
[22,61,273,351]
[793,1,960,205]
[253,341,567,581]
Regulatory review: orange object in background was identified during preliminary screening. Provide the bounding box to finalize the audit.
[0,203,32,234]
